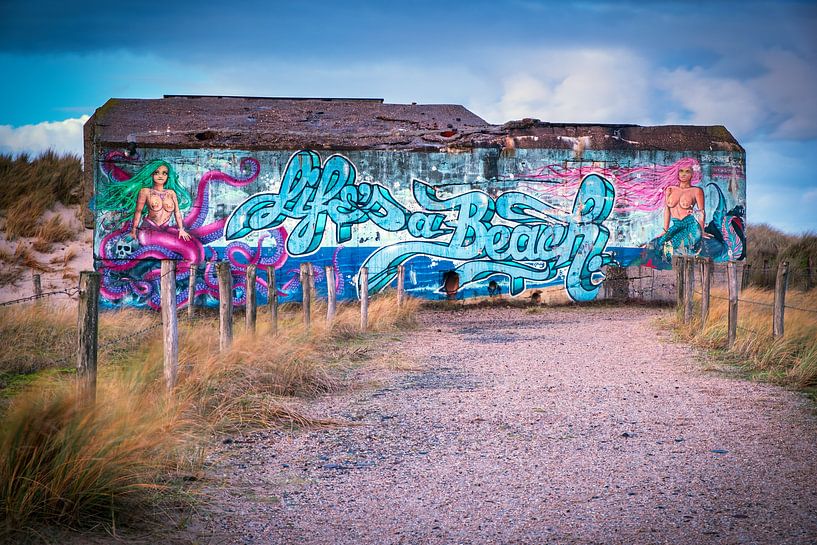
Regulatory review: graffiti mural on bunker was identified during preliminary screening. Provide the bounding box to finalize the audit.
[94,147,745,309]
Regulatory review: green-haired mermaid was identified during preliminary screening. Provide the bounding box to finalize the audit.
[96,159,192,214]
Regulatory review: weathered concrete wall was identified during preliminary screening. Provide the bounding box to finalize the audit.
[92,145,746,309]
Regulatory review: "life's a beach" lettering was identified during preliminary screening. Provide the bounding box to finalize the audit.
[225,150,616,301]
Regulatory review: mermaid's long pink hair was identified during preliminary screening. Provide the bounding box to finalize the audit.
[516,156,702,213]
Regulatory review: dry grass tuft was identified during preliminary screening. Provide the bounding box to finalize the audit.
[49,245,79,267]
[0,243,59,275]
[35,215,75,245]
[0,247,25,286]
[0,151,81,211]
[0,306,157,376]
[31,238,53,253]
[0,364,195,534]
[3,192,50,239]
[678,287,817,388]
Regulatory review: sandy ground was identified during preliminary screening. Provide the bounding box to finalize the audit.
[0,204,93,304]
[182,306,817,545]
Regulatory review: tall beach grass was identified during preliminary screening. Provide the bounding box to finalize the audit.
[676,286,817,389]
[0,151,82,240]
[0,293,417,535]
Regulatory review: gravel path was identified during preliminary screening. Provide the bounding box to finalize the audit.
[196,306,817,545]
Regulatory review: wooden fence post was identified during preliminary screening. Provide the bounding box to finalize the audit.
[673,255,685,312]
[326,265,336,326]
[301,263,311,330]
[160,260,178,391]
[217,262,233,351]
[246,264,257,335]
[700,258,712,330]
[187,262,196,320]
[397,265,405,307]
[76,271,100,405]
[726,261,738,349]
[684,257,695,324]
[32,273,42,297]
[360,267,369,332]
[773,260,789,339]
[267,266,278,335]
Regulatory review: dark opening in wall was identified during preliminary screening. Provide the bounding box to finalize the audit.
[442,270,460,299]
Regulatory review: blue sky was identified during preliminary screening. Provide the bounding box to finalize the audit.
[1,0,815,233]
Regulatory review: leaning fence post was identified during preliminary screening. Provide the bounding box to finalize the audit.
[267,266,278,335]
[700,258,712,330]
[360,267,369,332]
[301,263,312,331]
[726,261,738,349]
[397,265,405,307]
[773,260,789,339]
[187,262,196,320]
[673,255,685,312]
[326,265,336,326]
[76,271,100,405]
[217,262,233,351]
[684,257,695,324]
[160,260,178,391]
[246,264,257,335]
[32,273,42,297]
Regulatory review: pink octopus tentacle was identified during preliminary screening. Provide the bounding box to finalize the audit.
[184,158,261,228]
[102,150,140,182]
[190,218,226,243]
[203,260,219,290]
[136,227,204,264]
[251,234,269,264]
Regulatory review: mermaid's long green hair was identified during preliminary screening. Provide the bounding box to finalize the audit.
[96,159,192,214]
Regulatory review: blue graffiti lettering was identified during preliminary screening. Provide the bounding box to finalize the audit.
[226,150,616,301]
[226,150,407,255]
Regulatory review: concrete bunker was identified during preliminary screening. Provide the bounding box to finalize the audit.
[84,96,746,310]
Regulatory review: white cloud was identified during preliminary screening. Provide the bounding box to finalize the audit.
[0,115,89,157]
[753,49,817,139]
[473,48,653,125]
[657,67,766,136]
[655,49,817,140]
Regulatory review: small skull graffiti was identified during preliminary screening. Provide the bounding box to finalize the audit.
[115,236,138,259]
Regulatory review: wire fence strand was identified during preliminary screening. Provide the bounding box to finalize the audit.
[737,298,775,308]
[0,288,80,307]
[736,324,764,336]
[98,321,163,354]
[783,304,817,315]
